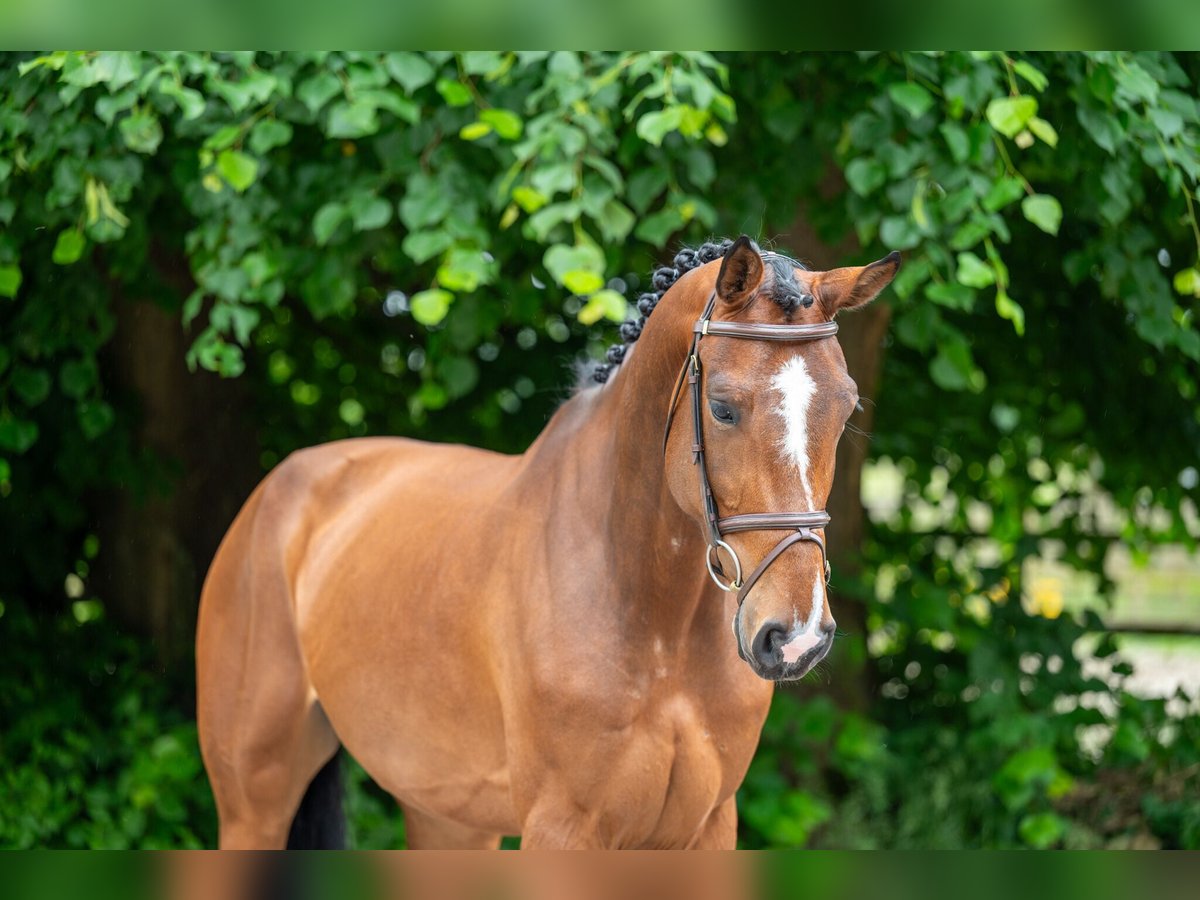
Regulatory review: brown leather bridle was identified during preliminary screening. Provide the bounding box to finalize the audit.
[663,265,838,608]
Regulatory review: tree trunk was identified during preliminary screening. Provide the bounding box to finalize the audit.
[98,254,259,672]
[784,200,891,713]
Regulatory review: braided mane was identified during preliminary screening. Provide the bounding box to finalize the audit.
[589,238,812,385]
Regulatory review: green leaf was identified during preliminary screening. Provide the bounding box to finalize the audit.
[887,82,934,119]
[633,207,685,246]
[12,367,51,406]
[459,121,493,141]
[59,358,97,399]
[982,176,1025,213]
[248,119,293,155]
[411,288,453,325]
[313,202,347,245]
[995,288,1026,335]
[1021,194,1062,236]
[940,123,970,163]
[530,162,574,197]
[598,198,635,242]
[512,186,548,213]
[219,303,260,345]
[1078,103,1125,154]
[0,415,37,453]
[986,95,1038,138]
[160,82,205,120]
[436,247,492,292]
[1012,60,1048,93]
[1018,813,1064,849]
[636,108,684,146]
[350,196,392,231]
[78,400,115,439]
[462,51,505,77]
[479,108,522,140]
[436,355,480,399]
[844,158,887,197]
[927,282,974,310]
[956,252,995,288]
[216,150,259,193]
[577,289,627,325]
[562,270,605,295]
[400,172,453,230]
[1173,267,1200,297]
[402,230,452,264]
[211,69,276,113]
[0,264,22,298]
[118,109,163,154]
[385,52,435,93]
[526,201,580,241]
[1114,62,1159,105]
[95,88,136,125]
[326,100,380,139]
[338,398,365,426]
[436,79,472,107]
[416,381,448,411]
[930,343,974,391]
[203,125,241,152]
[1027,116,1058,148]
[1149,107,1184,140]
[297,71,342,114]
[52,230,86,265]
[880,216,922,250]
[544,243,604,285]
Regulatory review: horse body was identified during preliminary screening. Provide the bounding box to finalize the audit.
[197,237,898,848]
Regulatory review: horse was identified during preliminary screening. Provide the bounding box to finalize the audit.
[195,235,900,849]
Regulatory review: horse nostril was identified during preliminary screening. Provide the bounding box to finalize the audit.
[821,620,837,636]
[752,620,789,669]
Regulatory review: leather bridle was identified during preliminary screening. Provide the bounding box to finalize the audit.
[663,263,839,608]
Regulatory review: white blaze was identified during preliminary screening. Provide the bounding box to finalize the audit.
[772,354,827,664]
[771,355,818,507]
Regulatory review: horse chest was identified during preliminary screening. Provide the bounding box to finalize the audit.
[580,683,769,847]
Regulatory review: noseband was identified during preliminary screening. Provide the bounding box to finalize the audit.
[663,271,838,607]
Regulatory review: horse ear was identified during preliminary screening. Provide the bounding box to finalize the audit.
[715,235,765,307]
[814,251,902,317]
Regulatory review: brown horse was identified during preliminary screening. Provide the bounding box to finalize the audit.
[196,236,899,849]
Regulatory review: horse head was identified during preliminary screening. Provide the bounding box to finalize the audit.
[660,236,900,681]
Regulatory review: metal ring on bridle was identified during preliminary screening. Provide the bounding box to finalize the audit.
[705,540,743,592]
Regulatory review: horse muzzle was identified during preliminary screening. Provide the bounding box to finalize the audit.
[744,617,835,681]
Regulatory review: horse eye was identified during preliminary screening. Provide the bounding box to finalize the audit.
[709,399,738,425]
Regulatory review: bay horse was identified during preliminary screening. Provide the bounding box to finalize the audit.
[196,236,900,849]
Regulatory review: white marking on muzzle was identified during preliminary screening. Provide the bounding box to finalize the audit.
[781,578,826,665]
[771,355,817,508]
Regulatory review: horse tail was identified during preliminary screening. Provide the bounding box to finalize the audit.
[286,752,346,849]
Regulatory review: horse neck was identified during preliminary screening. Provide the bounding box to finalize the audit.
[529,274,718,635]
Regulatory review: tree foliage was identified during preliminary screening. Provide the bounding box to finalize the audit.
[1,51,1198,848]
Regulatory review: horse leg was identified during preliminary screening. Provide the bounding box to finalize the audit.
[197,486,341,849]
[401,805,502,849]
[200,636,340,848]
[690,798,739,849]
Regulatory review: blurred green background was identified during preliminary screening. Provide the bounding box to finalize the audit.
[1,51,1198,849]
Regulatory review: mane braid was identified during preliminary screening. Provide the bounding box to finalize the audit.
[589,239,810,385]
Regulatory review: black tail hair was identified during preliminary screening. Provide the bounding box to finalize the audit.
[286,752,346,849]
